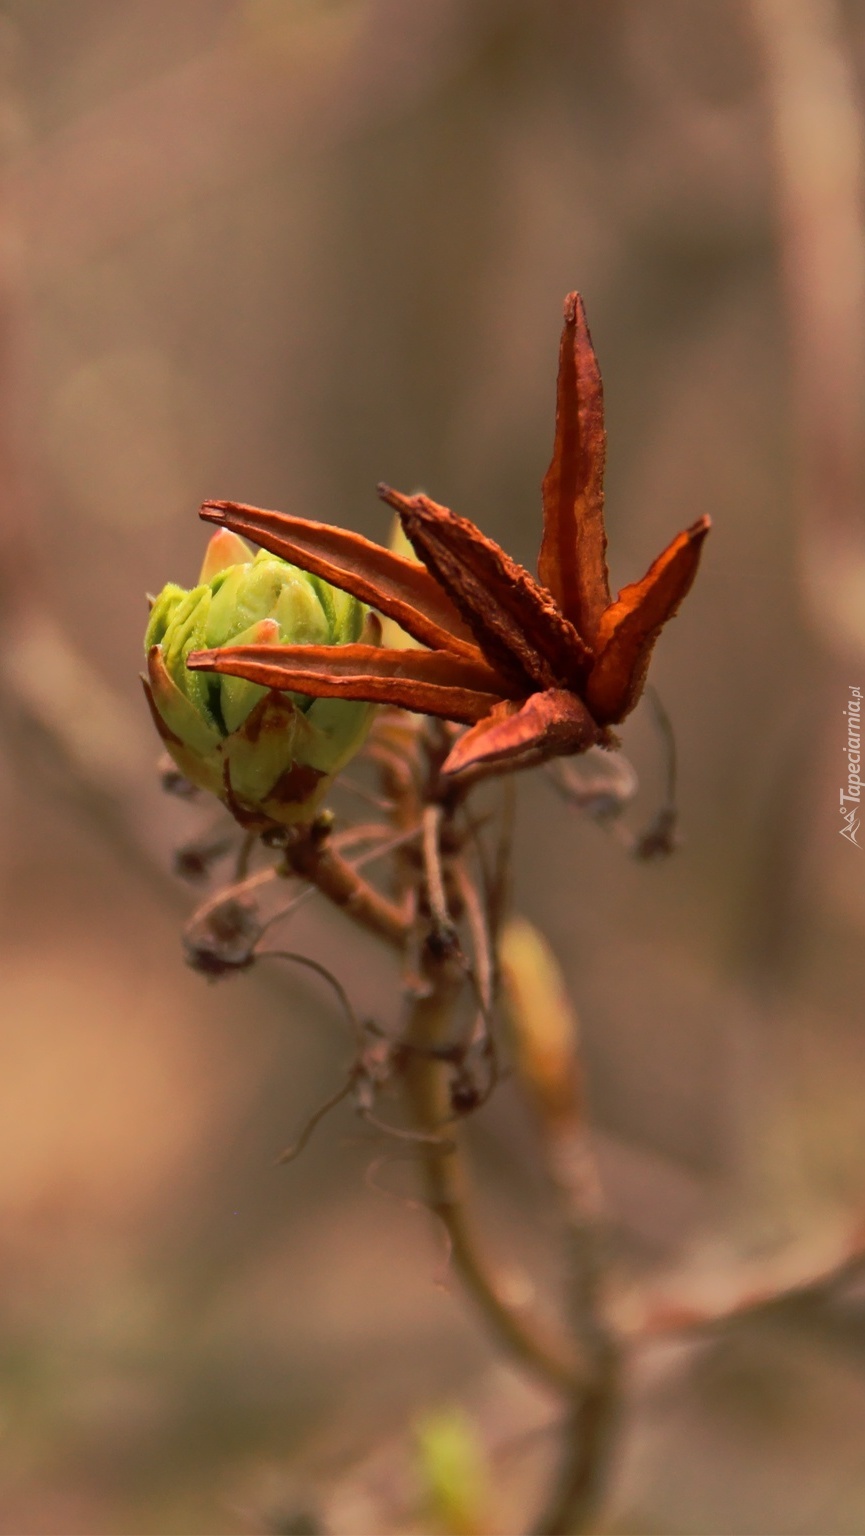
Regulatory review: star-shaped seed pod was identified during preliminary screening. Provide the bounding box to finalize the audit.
[188,293,709,778]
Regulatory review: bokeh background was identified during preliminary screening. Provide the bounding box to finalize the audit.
[1,2,864,1531]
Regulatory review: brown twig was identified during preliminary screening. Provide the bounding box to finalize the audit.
[625,1220,865,1344]
[401,931,587,1397]
[453,858,494,1021]
[284,823,410,949]
[501,918,621,1534]
[398,783,589,1399]
[330,821,395,853]
[422,803,456,941]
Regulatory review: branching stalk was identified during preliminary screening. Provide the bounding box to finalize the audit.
[401,936,588,1397]
[285,827,410,948]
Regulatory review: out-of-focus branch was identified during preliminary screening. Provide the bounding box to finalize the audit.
[0,609,179,894]
[500,919,620,1536]
[0,72,181,895]
[5,0,476,282]
[617,1209,865,1343]
[752,0,865,658]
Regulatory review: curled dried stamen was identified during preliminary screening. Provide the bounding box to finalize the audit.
[275,1078,355,1165]
[256,948,362,1044]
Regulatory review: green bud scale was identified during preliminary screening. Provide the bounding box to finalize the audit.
[143,529,378,828]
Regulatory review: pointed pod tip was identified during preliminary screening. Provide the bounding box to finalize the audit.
[376,481,404,510]
[688,514,712,540]
[562,290,586,325]
[186,647,218,672]
[199,501,228,524]
[377,482,421,526]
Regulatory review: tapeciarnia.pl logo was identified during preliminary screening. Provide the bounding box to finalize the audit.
[840,686,862,846]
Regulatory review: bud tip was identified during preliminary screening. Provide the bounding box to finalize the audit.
[199,526,253,582]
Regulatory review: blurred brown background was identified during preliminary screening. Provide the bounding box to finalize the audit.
[1,1,865,1531]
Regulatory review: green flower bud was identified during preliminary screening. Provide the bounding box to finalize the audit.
[144,529,377,828]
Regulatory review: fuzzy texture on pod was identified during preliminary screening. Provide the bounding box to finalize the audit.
[143,528,378,828]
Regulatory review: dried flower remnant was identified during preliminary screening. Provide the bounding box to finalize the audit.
[188,293,709,777]
[143,529,379,829]
[184,896,263,976]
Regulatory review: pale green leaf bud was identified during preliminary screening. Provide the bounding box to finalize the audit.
[144,530,377,828]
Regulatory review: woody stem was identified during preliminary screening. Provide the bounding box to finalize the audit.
[285,826,409,948]
[287,723,608,1505]
[396,777,589,1397]
[528,1113,620,1534]
[399,930,588,1396]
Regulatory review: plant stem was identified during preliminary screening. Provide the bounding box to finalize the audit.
[283,724,619,1523]
[286,830,409,948]
[401,933,587,1397]
[530,1358,621,1536]
[531,1212,620,1534]
[501,917,622,1532]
